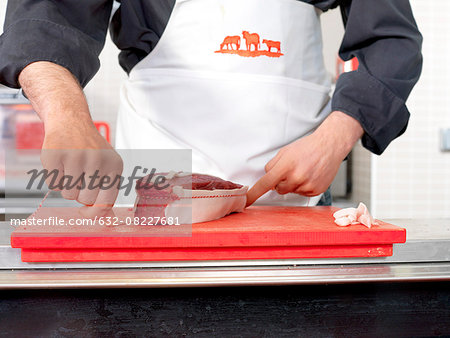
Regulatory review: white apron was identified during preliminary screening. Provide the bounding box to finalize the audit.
[116,0,331,206]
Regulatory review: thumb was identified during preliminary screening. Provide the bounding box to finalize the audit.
[246,162,285,207]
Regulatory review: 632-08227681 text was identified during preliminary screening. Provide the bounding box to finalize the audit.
[9,216,181,227]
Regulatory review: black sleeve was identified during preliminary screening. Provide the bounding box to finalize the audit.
[0,0,114,89]
[331,0,423,155]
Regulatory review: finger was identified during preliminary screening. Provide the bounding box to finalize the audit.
[276,169,310,195]
[294,185,317,197]
[79,171,120,218]
[76,154,102,206]
[264,151,282,173]
[59,154,84,201]
[76,170,99,206]
[40,149,64,191]
[246,164,285,207]
[78,149,123,217]
[275,179,299,195]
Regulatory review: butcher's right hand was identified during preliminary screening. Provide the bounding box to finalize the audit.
[18,61,123,218]
[40,116,123,218]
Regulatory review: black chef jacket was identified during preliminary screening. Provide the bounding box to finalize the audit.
[0,0,423,155]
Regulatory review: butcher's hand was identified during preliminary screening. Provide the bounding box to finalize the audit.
[19,62,123,218]
[246,111,363,207]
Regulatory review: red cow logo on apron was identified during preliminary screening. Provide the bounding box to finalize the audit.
[262,39,281,54]
[242,31,260,52]
[215,31,283,58]
[220,36,241,51]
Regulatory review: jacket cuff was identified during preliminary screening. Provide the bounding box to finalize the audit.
[0,19,101,88]
[332,70,410,155]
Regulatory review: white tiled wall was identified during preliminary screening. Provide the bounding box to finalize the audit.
[351,141,371,207]
[320,8,345,82]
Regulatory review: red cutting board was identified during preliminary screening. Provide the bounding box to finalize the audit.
[11,206,406,262]
[20,245,394,262]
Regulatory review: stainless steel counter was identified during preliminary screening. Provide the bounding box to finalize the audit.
[0,219,449,288]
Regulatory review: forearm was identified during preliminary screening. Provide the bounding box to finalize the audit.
[313,110,364,158]
[18,61,94,132]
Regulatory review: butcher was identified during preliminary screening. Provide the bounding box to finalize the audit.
[0,0,422,216]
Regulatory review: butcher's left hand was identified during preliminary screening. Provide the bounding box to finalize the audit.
[246,111,364,206]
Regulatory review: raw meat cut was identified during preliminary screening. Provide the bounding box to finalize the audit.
[333,202,378,228]
[136,172,243,195]
[134,172,248,224]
